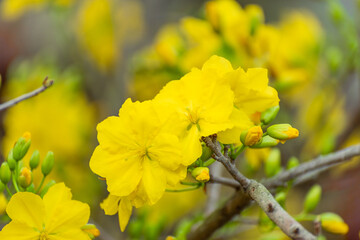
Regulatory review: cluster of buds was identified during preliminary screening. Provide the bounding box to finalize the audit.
[0,132,56,198]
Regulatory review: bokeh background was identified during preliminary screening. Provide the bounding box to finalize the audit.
[0,0,359,239]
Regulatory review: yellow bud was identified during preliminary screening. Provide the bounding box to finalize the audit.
[81,224,100,239]
[166,237,176,240]
[13,132,32,161]
[205,1,219,30]
[250,135,279,148]
[321,212,349,235]
[240,126,263,146]
[22,131,31,140]
[191,167,210,182]
[18,167,32,188]
[267,124,299,141]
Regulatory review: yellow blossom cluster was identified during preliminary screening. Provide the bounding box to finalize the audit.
[131,0,321,101]
[90,55,279,231]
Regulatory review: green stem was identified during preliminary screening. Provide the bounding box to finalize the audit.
[5,186,12,197]
[36,176,46,193]
[11,173,20,192]
[180,181,200,186]
[295,213,317,222]
[166,184,201,192]
[203,158,216,167]
[232,145,246,159]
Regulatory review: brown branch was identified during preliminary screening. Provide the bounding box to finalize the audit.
[200,137,316,240]
[264,144,360,189]
[189,143,360,239]
[0,77,53,111]
[209,175,240,189]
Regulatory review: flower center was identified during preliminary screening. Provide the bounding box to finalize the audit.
[39,231,49,240]
[138,147,151,160]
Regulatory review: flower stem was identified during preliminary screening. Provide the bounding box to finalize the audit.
[11,173,20,192]
[166,184,201,192]
[5,186,12,197]
[36,176,46,193]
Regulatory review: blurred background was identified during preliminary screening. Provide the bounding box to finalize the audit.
[0,0,359,239]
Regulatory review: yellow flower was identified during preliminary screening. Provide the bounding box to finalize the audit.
[154,57,235,164]
[76,0,117,72]
[90,99,187,205]
[0,193,7,215]
[0,183,93,240]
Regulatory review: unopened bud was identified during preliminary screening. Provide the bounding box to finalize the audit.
[261,106,280,125]
[304,184,322,213]
[82,224,100,239]
[7,150,16,171]
[18,167,32,188]
[0,182,5,192]
[265,148,281,177]
[250,135,279,148]
[0,162,11,184]
[240,126,263,146]
[40,180,56,198]
[287,156,299,170]
[29,150,40,170]
[200,145,212,161]
[13,132,31,161]
[267,124,299,141]
[205,1,220,30]
[41,151,54,176]
[329,0,345,23]
[321,212,349,235]
[166,237,176,240]
[191,167,210,182]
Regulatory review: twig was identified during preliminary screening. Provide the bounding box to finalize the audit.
[0,77,54,111]
[202,136,316,240]
[264,144,360,189]
[209,175,240,189]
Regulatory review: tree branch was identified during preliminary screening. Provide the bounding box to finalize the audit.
[189,143,360,239]
[264,144,360,189]
[209,175,240,189]
[0,77,54,111]
[201,136,316,240]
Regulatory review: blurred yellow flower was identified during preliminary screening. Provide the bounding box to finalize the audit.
[0,193,7,215]
[0,183,92,240]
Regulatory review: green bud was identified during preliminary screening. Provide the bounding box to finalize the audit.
[326,47,342,72]
[0,181,5,192]
[41,151,54,176]
[261,106,280,125]
[240,126,263,146]
[287,156,299,170]
[18,167,32,189]
[267,124,299,141]
[40,180,56,197]
[265,148,281,177]
[7,150,16,171]
[191,167,210,182]
[30,150,40,170]
[200,145,212,161]
[249,135,279,148]
[0,162,11,184]
[81,224,100,239]
[328,0,345,23]
[13,132,31,161]
[275,192,287,207]
[304,184,322,213]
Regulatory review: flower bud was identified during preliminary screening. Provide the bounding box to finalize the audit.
[240,126,263,146]
[249,135,279,148]
[40,180,56,197]
[18,167,32,189]
[41,151,54,176]
[166,237,176,240]
[13,132,31,161]
[261,106,280,125]
[29,150,40,170]
[265,148,281,177]
[0,162,11,184]
[26,183,35,192]
[205,1,220,30]
[200,145,212,161]
[7,150,16,171]
[267,124,299,141]
[329,0,345,23]
[320,212,349,235]
[82,224,100,239]
[0,182,5,192]
[287,156,299,170]
[191,167,210,182]
[304,184,322,213]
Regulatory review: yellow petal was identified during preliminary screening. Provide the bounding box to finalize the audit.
[43,183,72,223]
[90,146,142,196]
[48,229,90,240]
[118,197,133,232]
[0,220,39,240]
[6,192,45,230]
[100,195,121,215]
[140,158,166,205]
[180,126,202,166]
